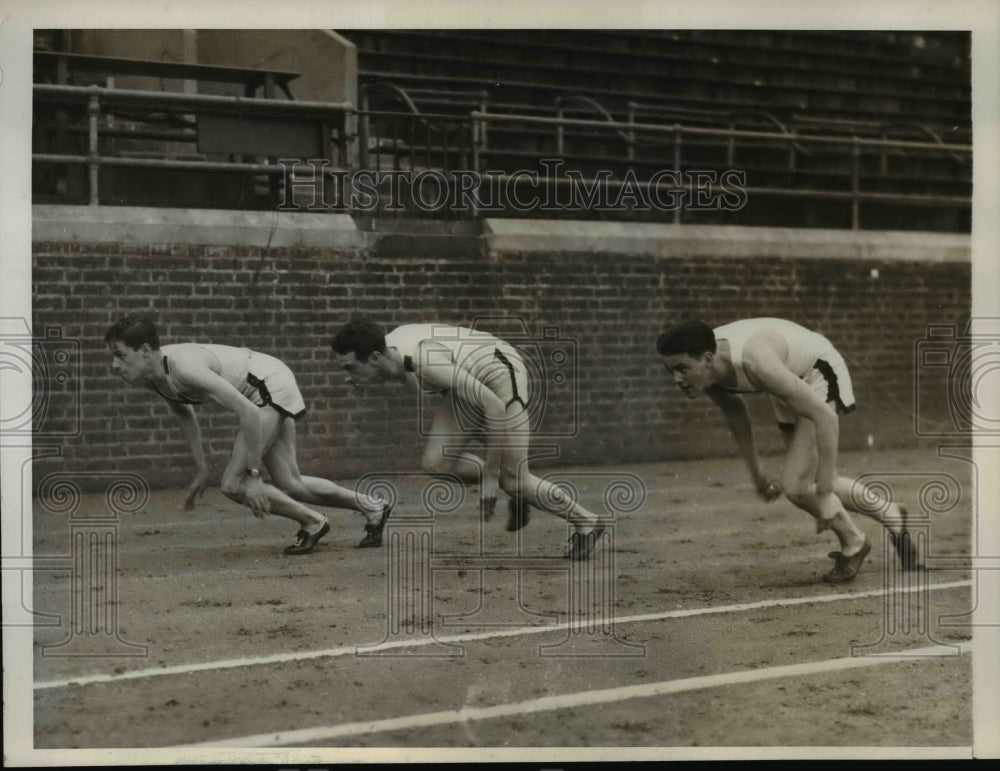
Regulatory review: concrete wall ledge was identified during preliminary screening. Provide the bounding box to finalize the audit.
[483,219,971,263]
[32,205,365,250]
[30,208,971,263]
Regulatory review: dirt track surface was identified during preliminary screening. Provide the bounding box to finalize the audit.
[29,448,975,759]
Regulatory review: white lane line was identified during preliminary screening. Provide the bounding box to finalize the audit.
[34,579,971,691]
[181,641,974,748]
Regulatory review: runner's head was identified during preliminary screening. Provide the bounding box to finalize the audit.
[331,318,391,388]
[655,320,716,358]
[105,315,160,351]
[656,320,718,399]
[331,318,387,362]
[105,316,160,385]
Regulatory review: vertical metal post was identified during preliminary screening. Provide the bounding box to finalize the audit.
[556,105,565,155]
[424,112,431,172]
[673,125,683,225]
[478,91,488,156]
[471,114,480,174]
[442,120,451,178]
[358,92,370,169]
[726,119,736,166]
[391,116,399,172]
[87,87,100,206]
[851,137,860,230]
[469,115,481,217]
[626,102,636,161]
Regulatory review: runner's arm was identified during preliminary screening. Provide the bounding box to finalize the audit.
[167,352,270,514]
[742,338,840,496]
[417,341,509,496]
[169,356,264,468]
[165,399,209,509]
[706,386,776,497]
[458,364,509,479]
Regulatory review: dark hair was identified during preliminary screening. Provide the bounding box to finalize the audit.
[331,318,387,362]
[105,315,160,350]
[655,320,717,357]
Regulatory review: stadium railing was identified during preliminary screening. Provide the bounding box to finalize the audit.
[33,84,352,209]
[32,82,971,230]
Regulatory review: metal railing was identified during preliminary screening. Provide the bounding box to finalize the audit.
[33,84,352,207]
[467,107,971,228]
[33,83,972,229]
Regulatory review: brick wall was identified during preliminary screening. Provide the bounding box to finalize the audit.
[30,225,971,493]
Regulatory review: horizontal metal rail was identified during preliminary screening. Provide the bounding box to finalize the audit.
[470,110,973,154]
[33,153,290,175]
[481,171,970,205]
[61,126,197,143]
[32,83,972,228]
[34,84,352,119]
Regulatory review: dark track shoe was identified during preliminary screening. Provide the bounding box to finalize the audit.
[822,537,871,583]
[283,521,330,555]
[562,524,608,561]
[359,503,393,548]
[506,496,531,532]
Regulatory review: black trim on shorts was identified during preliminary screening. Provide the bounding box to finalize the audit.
[493,348,527,409]
[247,373,307,420]
[777,421,797,433]
[814,358,856,414]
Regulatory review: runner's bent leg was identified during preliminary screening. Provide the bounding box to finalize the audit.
[264,418,385,524]
[497,403,600,532]
[780,415,866,555]
[220,407,325,529]
[781,420,901,530]
[833,475,907,535]
[421,396,482,481]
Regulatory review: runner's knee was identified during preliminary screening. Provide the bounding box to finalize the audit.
[421,451,451,475]
[499,469,529,498]
[220,474,245,502]
[272,474,307,499]
[783,490,813,508]
[498,474,518,496]
[780,475,814,506]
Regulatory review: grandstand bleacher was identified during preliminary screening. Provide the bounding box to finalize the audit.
[31,29,971,231]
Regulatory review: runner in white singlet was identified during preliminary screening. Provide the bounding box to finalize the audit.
[105,316,390,555]
[657,317,921,583]
[332,319,606,561]
[712,317,856,421]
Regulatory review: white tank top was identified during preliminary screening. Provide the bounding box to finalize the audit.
[385,324,515,392]
[155,343,261,405]
[713,318,838,393]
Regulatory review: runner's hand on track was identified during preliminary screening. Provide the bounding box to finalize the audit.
[180,468,209,511]
[756,478,782,503]
[244,477,271,519]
